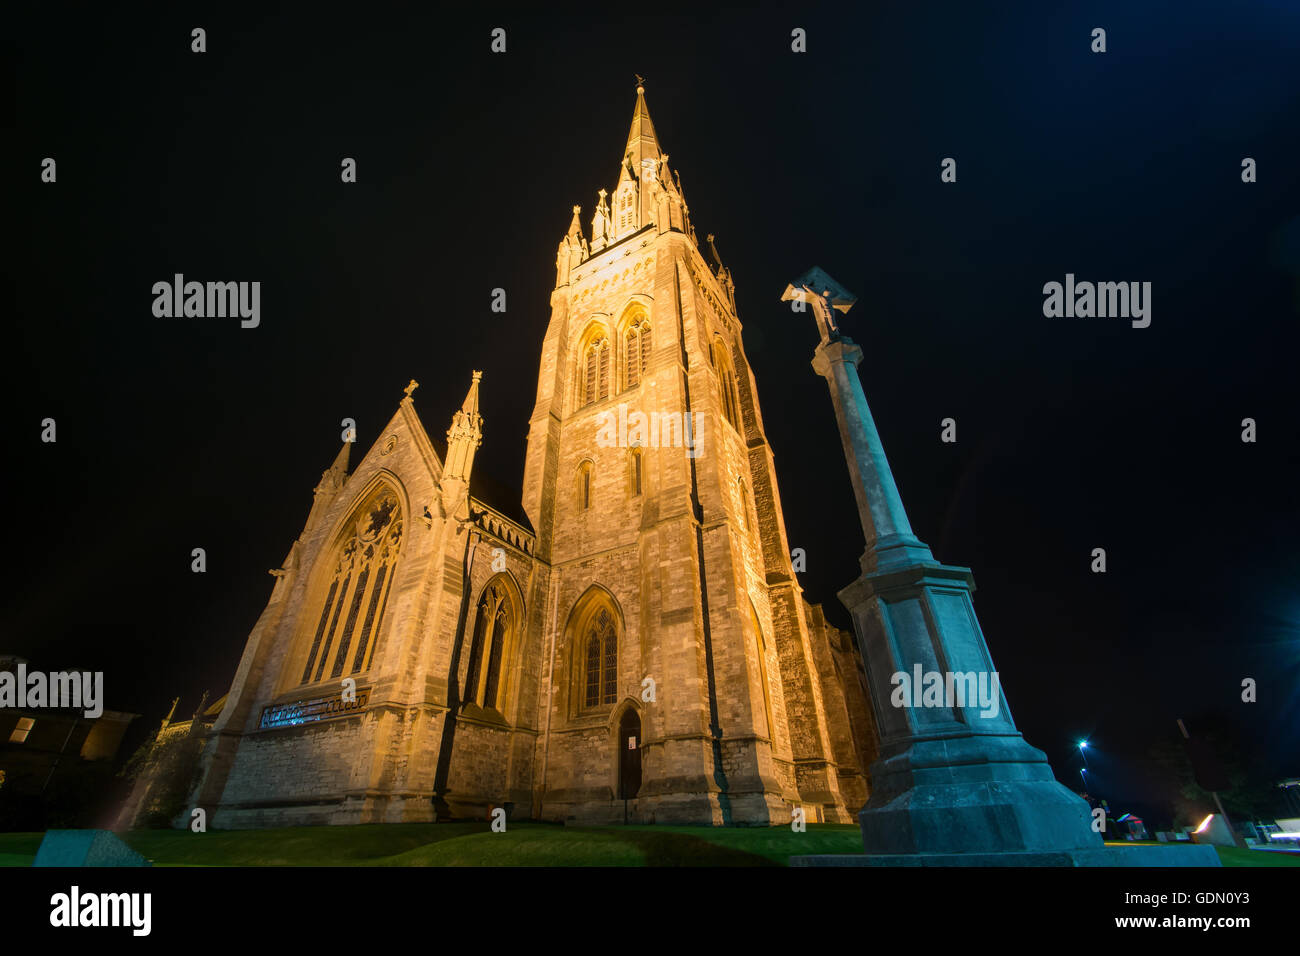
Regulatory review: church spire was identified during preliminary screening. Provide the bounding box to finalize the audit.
[556,205,588,286]
[302,438,351,536]
[328,439,351,473]
[562,83,691,259]
[315,440,351,495]
[444,370,483,484]
[608,78,666,242]
[624,78,661,171]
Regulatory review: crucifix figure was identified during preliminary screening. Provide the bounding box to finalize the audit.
[780,266,856,344]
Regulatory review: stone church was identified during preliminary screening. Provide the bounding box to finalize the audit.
[173,86,878,829]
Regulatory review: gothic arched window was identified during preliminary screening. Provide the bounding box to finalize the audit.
[713,336,742,432]
[464,580,514,711]
[724,370,739,427]
[629,448,643,497]
[577,460,594,511]
[617,187,636,233]
[583,335,611,407]
[300,486,403,685]
[749,601,775,740]
[625,318,651,388]
[584,607,618,708]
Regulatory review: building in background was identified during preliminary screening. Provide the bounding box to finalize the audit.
[117,694,225,829]
[0,654,138,829]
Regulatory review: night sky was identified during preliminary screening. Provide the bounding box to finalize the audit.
[10,3,1299,820]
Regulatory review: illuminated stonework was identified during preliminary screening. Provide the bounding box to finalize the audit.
[173,86,878,829]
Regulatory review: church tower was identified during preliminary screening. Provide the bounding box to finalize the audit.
[524,84,864,824]
[166,84,875,834]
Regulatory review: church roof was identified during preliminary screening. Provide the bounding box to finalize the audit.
[469,470,533,532]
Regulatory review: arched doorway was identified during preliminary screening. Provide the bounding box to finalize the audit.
[617,709,642,800]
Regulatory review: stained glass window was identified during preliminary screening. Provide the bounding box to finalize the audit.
[584,336,610,407]
[585,635,601,708]
[602,618,617,704]
[464,598,489,703]
[465,580,513,712]
[583,607,618,708]
[300,487,403,687]
[301,579,339,683]
[484,607,507,708]
[625,319,650,388]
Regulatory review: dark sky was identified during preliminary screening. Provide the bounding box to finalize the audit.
[10,3,1299,814]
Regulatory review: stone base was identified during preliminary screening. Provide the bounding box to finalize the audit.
[860,775,1104,855]
[790,845,1222,867]
[858,732,1107,855]
[34,830,152,867]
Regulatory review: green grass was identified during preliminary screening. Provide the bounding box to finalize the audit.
[0,831,43,866]
[1215,845,1300,867]
[122,821,864,867]
[1,824,1295,867]
[0,822,859,867]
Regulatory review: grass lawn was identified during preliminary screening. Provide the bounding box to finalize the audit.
[1212,846,1300,867]
[0,824,1295,866]
[0,822,858,866]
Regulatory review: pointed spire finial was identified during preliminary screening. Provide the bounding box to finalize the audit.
[455,370,483,421]
[635,74,645,94]
[444,370,484,485]
[707,234,724,269]
[624,80,660,168]
[329,439,351,473]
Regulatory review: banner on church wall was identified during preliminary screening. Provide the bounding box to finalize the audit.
[259,688,370,729]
